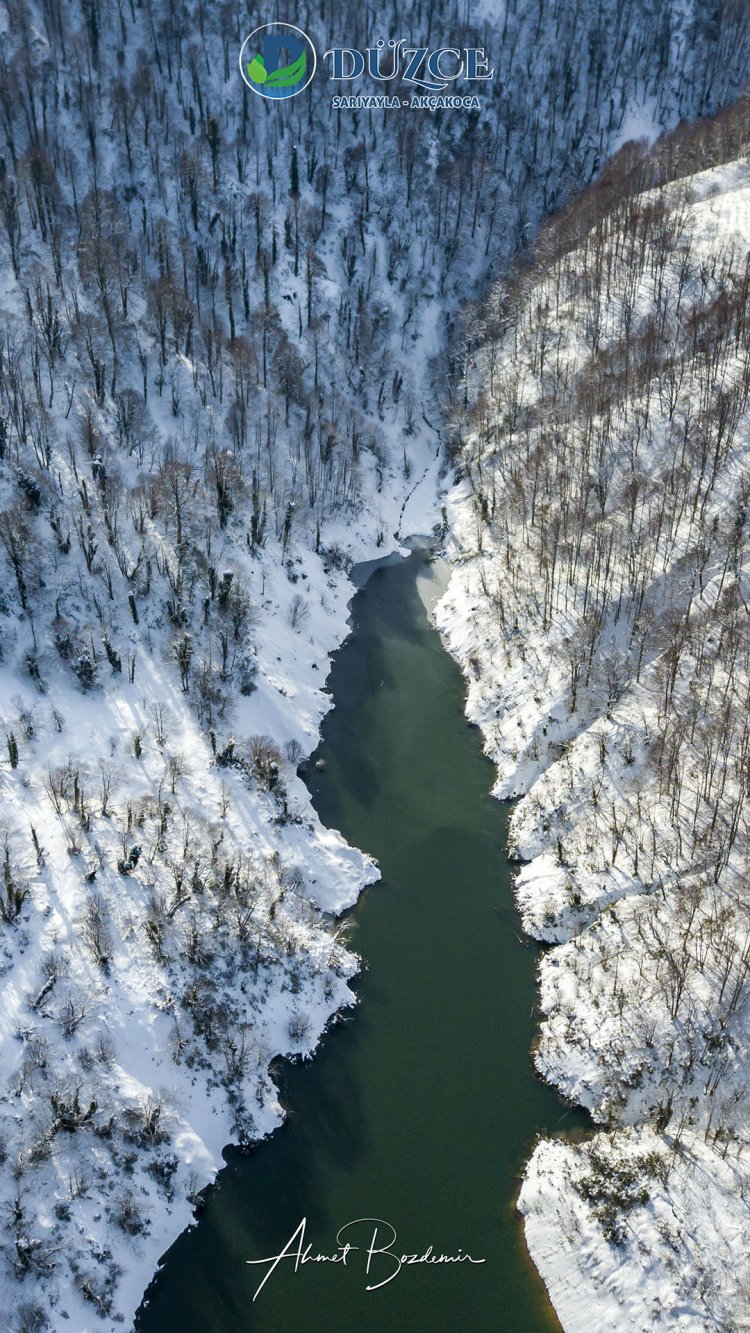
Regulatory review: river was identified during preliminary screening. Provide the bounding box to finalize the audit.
[135,545,584,1333]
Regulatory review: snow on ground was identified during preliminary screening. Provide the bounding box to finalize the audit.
[520,1128,750,1332]
[611,99,660,154]
[437,125,750,1330]
[0,536,370,1330]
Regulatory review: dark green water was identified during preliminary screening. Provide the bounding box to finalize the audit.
[135,547,582,1333]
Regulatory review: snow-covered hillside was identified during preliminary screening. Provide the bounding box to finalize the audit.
[1,0,749,1328]
[439,99,750,1330]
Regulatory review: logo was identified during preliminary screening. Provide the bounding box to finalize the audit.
[239,23,316,99]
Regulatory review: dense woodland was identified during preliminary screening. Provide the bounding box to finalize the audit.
[0,0,749,1327]
[0,0,747,711]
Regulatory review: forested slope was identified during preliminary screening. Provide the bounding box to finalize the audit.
[439,95,750,1330]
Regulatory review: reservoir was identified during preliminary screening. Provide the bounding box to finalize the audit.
[135,545,583,1332]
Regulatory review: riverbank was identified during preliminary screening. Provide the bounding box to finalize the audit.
[135,544,584,1333]
[0,447,442,1333]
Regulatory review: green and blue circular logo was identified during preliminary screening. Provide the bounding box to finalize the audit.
[239,23,316,99]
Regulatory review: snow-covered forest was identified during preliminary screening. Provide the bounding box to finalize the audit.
[0,0,749,1328]
[439,95,750,1329]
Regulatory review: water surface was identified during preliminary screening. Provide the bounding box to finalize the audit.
[136,547,582,1332]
